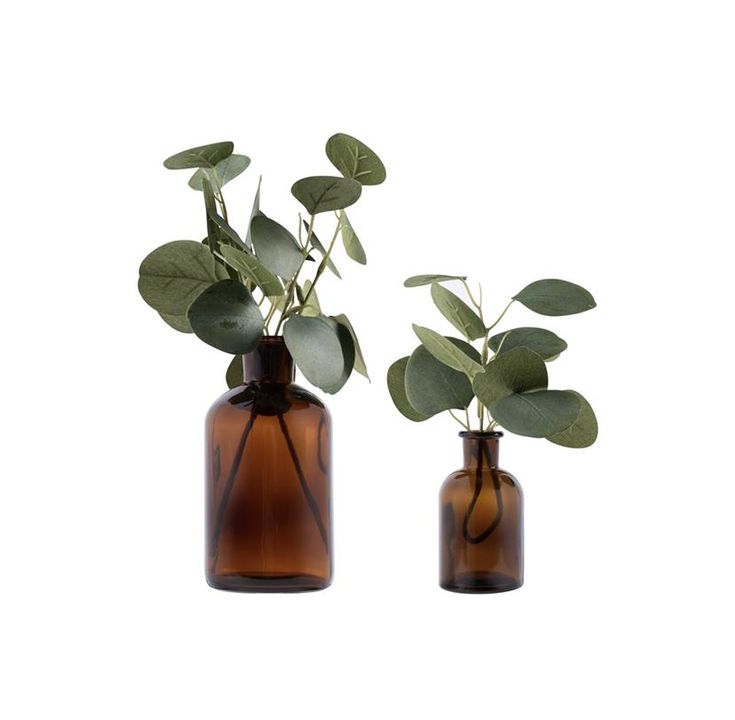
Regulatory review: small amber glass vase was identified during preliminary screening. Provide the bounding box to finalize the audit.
[440,431,523,593]
[205,337,332,592]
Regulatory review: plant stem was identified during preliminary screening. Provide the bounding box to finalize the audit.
[209,411,258,563]
[449,410,469,430]
[462,440,505,544]
[300,214,341,308]
[486,300,514,333]
[277,412,329,550]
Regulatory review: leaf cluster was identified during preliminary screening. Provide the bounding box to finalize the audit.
[388,276,598,448]
[138,134,385,392]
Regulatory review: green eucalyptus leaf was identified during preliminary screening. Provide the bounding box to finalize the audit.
[226,355,244,389]
[250,215,303,279]
[489,327,568,360]
[163,141,234,170]
[514,279,596,316]
[189,154,251,190]
[303,220,341,278]
[209,211,245,248]
[412,324,483,378]
[547,391,598,448]
[323,317,355,393]
[387,357,429,422]
[219,245,283,297]
[332,313,369,379]
[430,283,485,340]
[325,133,386,185]
[491,390,581,438]
[138,240,228,315]
[298,280,321,317]
[159,312,193,333]
[243,176,262,250]
[339,211,366,264]
[291,176,362,214]
[473,347,548,408]
[405,343,474,417]
[404,274,467,288]
[283,314,352,394]
[187,280,264,354]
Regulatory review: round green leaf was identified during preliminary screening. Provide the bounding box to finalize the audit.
[431,283,485,340]
[138,240,228,315]
[323,317,355,394]
[489,327,567,360]
[163,141,234,170]
[491,390,581,438]
[188,154,251,190]
[219,245,283,297]
[225,355,244,389]
[514,279,596,316]
[159,312,193,333]
[291,176,362,214]
[283,315,351,394]
[339,211,366,264]
[326,133,386,185]
[547,391,598,448]
[473,347,548,408]
[412,324,483,378]
[405,343,474,417]
[332,313,369,379]
[187,280,264,354]
[250,215,303,279]
[404,274,466,288]
[387,357,429,422]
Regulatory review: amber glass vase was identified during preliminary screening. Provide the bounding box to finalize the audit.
[205,337,332,592]
[440,431,523,593]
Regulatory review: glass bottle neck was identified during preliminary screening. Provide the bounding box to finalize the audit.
[461,432,502,469]
[243,337,295,384]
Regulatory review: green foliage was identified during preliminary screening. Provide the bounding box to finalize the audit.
[387,357,429,422]
[412,324,483,378]
[547,391,598,448]
[488,327,567,360]
[189,154,251,190]
[404,274,467,287]
[250,215,303,279]
[339,211,366,264]
[283,315,353,394]
[472,347,548,407]
[219,245,283,297]
[138,240,228,315]
[187,280,264,354]
[326,133,386,185]
[388,273,598,447]
[291,176,362,214]
[163,142,234,170]
[431,283,485,340]
[514,279,596,316]
[140,134,384,395]
[226,355,244,388]
[405,342,475,417]
[491,390,581,438]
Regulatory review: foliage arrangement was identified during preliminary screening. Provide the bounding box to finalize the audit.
[137,134,385,391]
[387,276,598,447]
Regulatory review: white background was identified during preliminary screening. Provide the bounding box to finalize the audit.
[2,1,733,717]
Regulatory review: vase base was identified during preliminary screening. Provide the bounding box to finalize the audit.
[441,571,522,594]
[207,572,331,593]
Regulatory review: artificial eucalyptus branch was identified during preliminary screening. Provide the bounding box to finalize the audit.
[388,275,598,448]
[137,133,385,392]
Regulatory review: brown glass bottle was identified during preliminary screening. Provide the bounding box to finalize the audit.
[440,431,523,593]
[205,337,332,592]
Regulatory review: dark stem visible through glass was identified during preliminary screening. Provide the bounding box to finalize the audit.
[461,441,505,544]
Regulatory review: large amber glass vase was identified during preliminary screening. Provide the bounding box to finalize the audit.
[440,431,523,593]
[205,337,332,592]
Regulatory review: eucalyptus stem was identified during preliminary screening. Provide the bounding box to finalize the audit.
[300,214,341,308]
[449,410,470,430]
